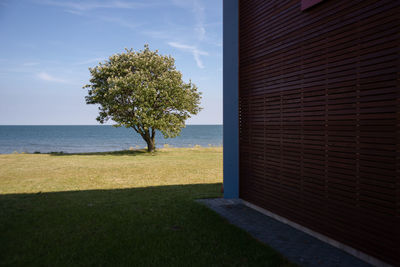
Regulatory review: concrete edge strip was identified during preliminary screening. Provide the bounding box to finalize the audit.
[241,200,393,267]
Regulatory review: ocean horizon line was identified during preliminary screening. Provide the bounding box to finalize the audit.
[0,125,222,154]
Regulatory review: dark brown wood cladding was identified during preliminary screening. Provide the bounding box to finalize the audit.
[238,0,400,265]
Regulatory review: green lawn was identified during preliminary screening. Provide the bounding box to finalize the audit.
[0,147,292,266]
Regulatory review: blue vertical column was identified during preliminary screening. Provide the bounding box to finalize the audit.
[223,0,239,198]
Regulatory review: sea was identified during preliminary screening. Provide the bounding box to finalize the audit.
[0,125,222,154]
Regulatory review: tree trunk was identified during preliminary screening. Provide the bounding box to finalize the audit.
[145,137,155,152]
[142,129,156,152]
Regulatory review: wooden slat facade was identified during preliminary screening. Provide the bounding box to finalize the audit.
[238,0,400,265]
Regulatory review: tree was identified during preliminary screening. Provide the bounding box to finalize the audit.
[84,45,202,152]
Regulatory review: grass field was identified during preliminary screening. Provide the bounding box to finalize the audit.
[0,147,292,266]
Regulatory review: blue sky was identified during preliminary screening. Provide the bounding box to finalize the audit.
[0,0,222,125]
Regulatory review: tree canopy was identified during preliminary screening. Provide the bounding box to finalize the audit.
[84,45,202,152]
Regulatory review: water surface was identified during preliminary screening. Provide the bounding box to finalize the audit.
[0,125,222,154]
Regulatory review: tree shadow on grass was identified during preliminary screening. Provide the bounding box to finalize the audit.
[48,149,149,156]
[0,183,291,267]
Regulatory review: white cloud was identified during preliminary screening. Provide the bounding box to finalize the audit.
[38,0,152,12]
[168,42,208,69]
[37,72,67,83]
[172,0,206,41]
[40,1,141,30]
[193,1,205,40]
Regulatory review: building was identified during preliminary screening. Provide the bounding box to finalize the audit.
[223,0,399,266]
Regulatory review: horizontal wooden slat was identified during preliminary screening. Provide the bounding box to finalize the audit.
[238,0,400,265]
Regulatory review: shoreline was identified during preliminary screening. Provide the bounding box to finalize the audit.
[0,146,223,155]
[0,125,222,154]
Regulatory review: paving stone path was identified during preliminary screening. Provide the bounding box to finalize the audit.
[197,198,371,267]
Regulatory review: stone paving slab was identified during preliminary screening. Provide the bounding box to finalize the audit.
[197,198,371,267]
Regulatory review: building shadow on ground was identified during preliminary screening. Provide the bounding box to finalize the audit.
[0,183,290,266]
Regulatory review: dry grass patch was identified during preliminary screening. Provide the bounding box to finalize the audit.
[0,147,222,194]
